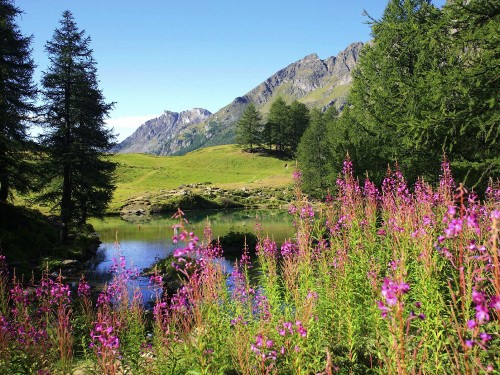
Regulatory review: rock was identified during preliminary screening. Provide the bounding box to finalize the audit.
[111,42,363,156]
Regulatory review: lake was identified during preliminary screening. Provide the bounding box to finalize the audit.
[88,209,294,303]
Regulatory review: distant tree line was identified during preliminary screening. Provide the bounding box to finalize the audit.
[236,98,310,155]
[237,0,498,196]
[0,0,116,242]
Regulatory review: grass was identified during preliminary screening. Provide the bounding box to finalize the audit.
[111,144,293,211]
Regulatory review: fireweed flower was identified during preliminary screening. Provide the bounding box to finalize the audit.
[230,263,253,304]
[490,296,500,311]
[256,237,277,258]
[253,291,271,321]
[295,320,307,338]
[480,332,492,344]
[300,204,315,220]
[149,274,163,287]
[91,321,120,354]
[378,277,410,317]
[77,277,91,298]
[467,320,477,330]
[280,241,297,258]
[293,169,302,182]
[251,334,277,361]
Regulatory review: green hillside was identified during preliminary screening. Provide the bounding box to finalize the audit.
[111,144,293,211]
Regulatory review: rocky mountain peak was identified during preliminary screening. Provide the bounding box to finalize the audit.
[114,42,364,156]
[112,108,212,154]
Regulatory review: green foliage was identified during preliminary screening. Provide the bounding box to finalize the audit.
[0,0,37,202]
[288,100,310,154]
[212,229,258,254]
[266,97,290,152]
[235,103,263,150]
[297,108,338,196]
[336,0,499,188]
[37,11,117,240]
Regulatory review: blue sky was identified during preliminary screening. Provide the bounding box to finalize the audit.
[18,0,445,141]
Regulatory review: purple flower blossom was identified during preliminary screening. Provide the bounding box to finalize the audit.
[295,320,307,337]
[475,305,490,323]
[77,278,91,298]
[490,295,500,310]
[280,240,297,258]
[480,332,492,344]
[467,319,477,330]
[256,237,277,258]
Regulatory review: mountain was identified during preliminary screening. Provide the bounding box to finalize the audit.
[115,41,364,156]
[112,108,212,154]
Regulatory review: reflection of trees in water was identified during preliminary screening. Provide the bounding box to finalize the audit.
[94,209,294,242]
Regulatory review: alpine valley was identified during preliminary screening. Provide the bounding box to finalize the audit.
[112,42,363,156]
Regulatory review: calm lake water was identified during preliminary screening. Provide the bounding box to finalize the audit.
[88,209,294,303]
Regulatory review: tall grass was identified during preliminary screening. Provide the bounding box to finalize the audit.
[0,159,498,374]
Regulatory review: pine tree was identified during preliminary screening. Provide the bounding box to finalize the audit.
[235,102,263,150]
[39,10,116,241]
[297,109,336,196]
[430,0,499,188]
[0,0,37,202]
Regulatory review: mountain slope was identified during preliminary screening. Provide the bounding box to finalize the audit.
[113,108,212,154]
[115,41,364,156]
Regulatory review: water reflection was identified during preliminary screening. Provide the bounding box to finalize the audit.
[88,209,294,304]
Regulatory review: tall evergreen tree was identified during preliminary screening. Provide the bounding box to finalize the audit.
[0,0,37,202]
[339,0,499,187]
[342,0,441,183]
[429,0,499,187]
[267,97,290,152]
[235,102,263,150]
[297,108,336,196]
[39,11,116,241]
[288,100,310,154]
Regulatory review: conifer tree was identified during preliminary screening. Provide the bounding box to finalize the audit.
[266,97,290,152]
[288,100,309,154]
[343,0,441,183]
[0,0,37,202]
[297,108,336,196]
[39,11,116,241]
[235,102,263,150]
[339,0,499,187]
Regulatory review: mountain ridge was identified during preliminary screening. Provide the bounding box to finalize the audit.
[115,41,364,156]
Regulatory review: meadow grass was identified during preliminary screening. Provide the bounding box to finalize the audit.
[1,159,498,374]
[111,145,292,211]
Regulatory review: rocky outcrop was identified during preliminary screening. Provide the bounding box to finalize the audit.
[113,108,212,154]
[114,42,364,156]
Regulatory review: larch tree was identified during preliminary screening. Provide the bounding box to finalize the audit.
[266,97,290,152]
[337,0,499,188]
[288,100,310,155]
[0,0,37,202]
[235,102,263,150]
[297,108,337,196]
[39,10,116,242]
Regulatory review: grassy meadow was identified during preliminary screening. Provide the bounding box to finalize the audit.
[110,145,292,211]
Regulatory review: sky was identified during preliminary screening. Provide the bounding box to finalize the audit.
[18,0,446,141]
